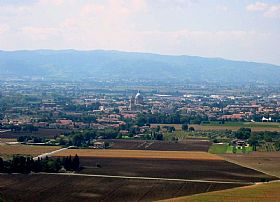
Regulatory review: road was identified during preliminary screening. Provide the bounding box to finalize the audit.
[35,172,254,185]
[33,146,74,160]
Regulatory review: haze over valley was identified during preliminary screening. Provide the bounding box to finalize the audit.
[1,50,280,84]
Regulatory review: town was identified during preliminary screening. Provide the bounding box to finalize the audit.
[1,80,280,201]
[1,80,280,152]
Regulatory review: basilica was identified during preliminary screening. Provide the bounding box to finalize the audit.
[129,91,144,111]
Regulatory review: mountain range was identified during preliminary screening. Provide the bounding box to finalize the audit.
[0,49,279,84]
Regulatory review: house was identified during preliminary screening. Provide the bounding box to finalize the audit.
[232,139,247,147]
[92,141,106,149]
[262,117,272,122]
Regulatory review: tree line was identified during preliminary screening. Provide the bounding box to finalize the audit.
[135,112,208,126]
[0,155,80,174]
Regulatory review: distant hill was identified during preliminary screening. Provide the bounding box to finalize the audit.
[0,49,280,84]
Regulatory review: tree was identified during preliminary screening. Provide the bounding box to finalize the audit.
[155,133,163,140]
[0,157,3,172]
[189,127,195,131]
[233,146,237,153]
[248,134,259,151]
[72,154,80,171]
[59,138,66,145]
[182,124,188,131]
[155,126,160,132]
[63,156,72,171]
[0,193,3,202]
[136,115,147,126]
[235,128,251,140]
[275,140,280,151]
[72,134,85,147]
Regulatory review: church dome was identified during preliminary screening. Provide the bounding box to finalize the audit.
[135,91,144,105]
[135,92,142,99]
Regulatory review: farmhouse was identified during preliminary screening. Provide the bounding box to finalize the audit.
[91,141,106,149]
[232,139,247,147]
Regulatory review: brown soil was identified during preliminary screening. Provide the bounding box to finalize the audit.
[78,157,277,183]
[0,145,61,157]
[108,139,211,152]
[221,152,280,178]
[0,174,244,202]
[54,149,222,160]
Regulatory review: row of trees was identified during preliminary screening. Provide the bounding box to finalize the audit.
[63,129,119,147]
[17,135,46,143]
[0,155,80,174]
[64,102,101,112]
[135,112,208,126]
[1,124,38,132]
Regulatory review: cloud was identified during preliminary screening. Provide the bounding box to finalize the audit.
[20,26,60,40]
[0,24,9,35]
[37,0,65,6]
[0,0,279,64]
[216,5,228,12]
[246,2,280,18]
[246,2,268,11]
[0,0,36,6]
[81,0,148,16]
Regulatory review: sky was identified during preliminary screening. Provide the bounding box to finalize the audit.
[0,0,280,65]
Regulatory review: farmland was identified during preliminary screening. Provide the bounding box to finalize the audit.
[0,145,61,158]
[54,149,222,160]
[0,143,279,201]
[221,152,280,178]
[108,139,211,152]
[152,122,280,132]
[159,181,280,202]
[0,128,69,139]
[0,133,279,201]
[0,138,17,143]
[0,174,243,202]
[209,143,253,154]
[163,131,208,141]
[190,124,280,132]
[76,157,277,183]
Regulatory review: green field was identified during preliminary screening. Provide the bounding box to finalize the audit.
[209,143,252,154]
[208,143,228,154]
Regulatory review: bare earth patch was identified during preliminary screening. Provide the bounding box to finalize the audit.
[54,149,222,160]
[221,152,280,178]
[0,145,61,157]
[0,174,241,202]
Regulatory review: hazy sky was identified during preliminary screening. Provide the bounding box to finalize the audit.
[0,0,280,65]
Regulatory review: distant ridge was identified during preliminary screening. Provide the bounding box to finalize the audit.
[0,49,279,84]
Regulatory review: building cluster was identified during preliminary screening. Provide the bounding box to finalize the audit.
[1,82,280,132]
